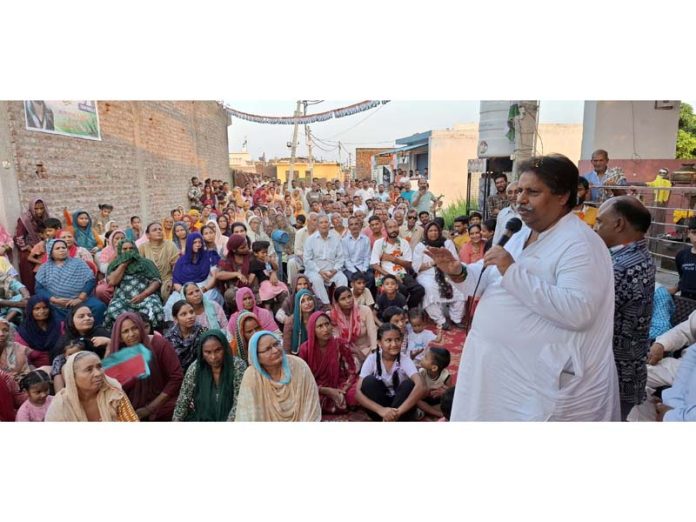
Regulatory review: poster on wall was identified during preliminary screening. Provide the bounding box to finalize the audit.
[24,100,101,141]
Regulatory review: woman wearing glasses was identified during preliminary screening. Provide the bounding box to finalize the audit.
[235,330,321,421]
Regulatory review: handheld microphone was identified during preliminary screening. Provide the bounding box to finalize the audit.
[466,217,524,333]
[497,217,523,248]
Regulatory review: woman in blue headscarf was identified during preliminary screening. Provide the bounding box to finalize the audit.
[35,239,106,324]
[281,288,317,355]
[234,330,320,421]
[70,210,103,254]
[16,295,62,368]
[164,233,223,321]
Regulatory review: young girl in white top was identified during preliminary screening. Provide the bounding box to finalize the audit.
[356,323,425,422]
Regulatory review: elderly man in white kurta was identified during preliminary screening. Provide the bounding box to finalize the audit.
[427,154,621,421]
[303,215,347,305]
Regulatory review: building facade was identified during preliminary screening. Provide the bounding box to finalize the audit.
[0,100,230,238]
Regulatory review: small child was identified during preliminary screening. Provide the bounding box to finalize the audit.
[439,386,455,421]
[15,370,53,422]
[374,274,407,324]
[406,308,443,362]
[351,271,374,308]
[0,272,29,324]
[28,218,63,273]
[250,240,289,314]
[51,339,87,392]
[416,347,451,418]
[383,306,409,356]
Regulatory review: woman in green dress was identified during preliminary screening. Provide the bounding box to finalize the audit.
[172,329,246,421]
[104,240,164,329]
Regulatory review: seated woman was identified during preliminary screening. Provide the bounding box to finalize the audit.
[227,287,280,338]
[230,311,261,363]
[35,239,106,324]
[172,221,188,257]
[164,300,207,372]
[45,351,138,421]
[162,216,175,242]
[173,329,247,421]
[235,330,321,422]
[0,317,32,383]
[109,312,184,421]
[95,229,126,305]
[413,221,466,329]
[200,224,224,264]
[182,282,228,331]
[0,270,30,324]
[355,323,426,422]
[203,222,228,258]
[330,286,377,364]
[216,234,255,311]
[51,304,111,391]
[298,311,358,415]
[458,223,484,264]
[70,209,104,255]
[282,289,317,355]
[56,229,98,273]
[15,296,62,368]
[139,222,180,302]
[275,274,321,325]
[165,233,222,321]
[104,239,164,329]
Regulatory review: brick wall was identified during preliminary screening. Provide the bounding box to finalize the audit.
[355,148,392,180]
[4,100,230,229]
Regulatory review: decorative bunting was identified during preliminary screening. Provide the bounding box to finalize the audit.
[224,100,390,125]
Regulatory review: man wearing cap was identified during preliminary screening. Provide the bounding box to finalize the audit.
[646,168,672,206]
[643,168,672,235]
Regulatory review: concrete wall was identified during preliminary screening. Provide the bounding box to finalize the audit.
[275,161,342,184]
[428,125,478,206]
[0,101,230,238]
[355,147,392,180]
[428,123,583,208]
[581,101,680,160]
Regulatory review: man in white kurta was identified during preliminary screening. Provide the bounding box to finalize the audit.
[303,215,347,305]
[428,156,621,421]
[449,212,620,420]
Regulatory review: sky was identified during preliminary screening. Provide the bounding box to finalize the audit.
[224,100,587,163]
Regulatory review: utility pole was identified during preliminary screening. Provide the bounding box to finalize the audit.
[303,100,314,184]
[288,100,302,186]
[512,101,539,179]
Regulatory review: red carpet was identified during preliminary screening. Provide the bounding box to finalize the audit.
[323,325,466,422]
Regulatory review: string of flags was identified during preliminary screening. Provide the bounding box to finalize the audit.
[224,100,390,125]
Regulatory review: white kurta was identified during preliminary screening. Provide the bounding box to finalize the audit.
[451,212,621,421]
[413,240,464,308]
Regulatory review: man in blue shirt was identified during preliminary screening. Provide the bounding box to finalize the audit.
[342,216,375,296]
[583,149,610,202]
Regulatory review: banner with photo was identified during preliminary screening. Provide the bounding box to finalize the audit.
[24,100,101,140]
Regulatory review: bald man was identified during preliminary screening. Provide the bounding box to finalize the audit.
[493,181,520,244]
[595,196,656,421]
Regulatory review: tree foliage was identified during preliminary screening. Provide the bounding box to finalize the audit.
[677,102,696,159]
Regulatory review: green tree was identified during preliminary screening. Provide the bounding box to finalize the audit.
[677,102,696,158]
